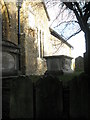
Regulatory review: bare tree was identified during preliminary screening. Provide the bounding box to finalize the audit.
[45,0,90,74]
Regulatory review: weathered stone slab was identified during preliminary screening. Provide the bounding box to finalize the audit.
[35,74,63,119]
[2,77,11,119]
[69,74,89,119]
[75,56,84,71]
[10,76,33,119]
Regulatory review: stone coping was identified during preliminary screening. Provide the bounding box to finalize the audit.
[2,40,19,54]
[49,28,73,49]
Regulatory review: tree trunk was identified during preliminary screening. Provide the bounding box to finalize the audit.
[84,30,90,75]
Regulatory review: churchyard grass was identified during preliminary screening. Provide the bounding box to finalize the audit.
[58,71,83,86]
[59,71,83,81]
[29,71,83,85]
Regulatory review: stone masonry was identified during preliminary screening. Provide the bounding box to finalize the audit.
[1,0,73,75]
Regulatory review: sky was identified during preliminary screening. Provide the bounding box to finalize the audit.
[46,1,86,59]
[68,31,86,59]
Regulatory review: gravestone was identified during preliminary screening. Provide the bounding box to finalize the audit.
[75,56,84,71]
[84,52,88,73]
[69,73,88,119]
[2,77,11,119]
[35,74,63,119]
[10,76,33,119]
[69,77,81,119]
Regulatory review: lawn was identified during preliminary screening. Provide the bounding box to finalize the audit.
[58,71,83,86]
[59,71,83,81]
[29,75,41,83]
[29,71,83,85]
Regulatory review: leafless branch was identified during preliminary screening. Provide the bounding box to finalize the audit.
[54,20,78,28]
[46,0,90,40]
[66,29,81,40]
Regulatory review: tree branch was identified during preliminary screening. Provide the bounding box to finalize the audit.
[67,29,81,40]
[74,2,83,17]
[54,20,78,28]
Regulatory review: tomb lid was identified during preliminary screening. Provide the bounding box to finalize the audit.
[44,55,73,59]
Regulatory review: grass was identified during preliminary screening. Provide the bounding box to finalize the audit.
[58,71,84,86]
[29,75,41,83]
[59,71,83,81]
[29,71,84,86]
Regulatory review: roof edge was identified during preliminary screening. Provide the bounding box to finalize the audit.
[49,27,73,48]
[42,1,50,21]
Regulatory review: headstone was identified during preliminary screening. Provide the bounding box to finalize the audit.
[2,77,11,119]
[10,76,33,119]
[35,74,63,119]
[69,73,88,119]
[69,77,81,119]
[75,56,84,71]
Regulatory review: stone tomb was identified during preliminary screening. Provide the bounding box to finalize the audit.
[44,55,73,74]
[2,40,19,76]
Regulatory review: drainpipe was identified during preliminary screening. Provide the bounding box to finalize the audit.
[18,6,21,71]
[16,0,23,72]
